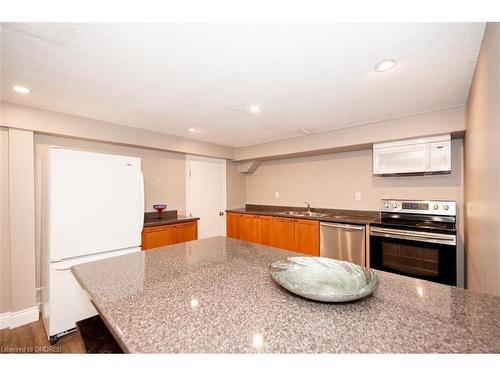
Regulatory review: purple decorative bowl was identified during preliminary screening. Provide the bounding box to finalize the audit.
[153,204,167,218]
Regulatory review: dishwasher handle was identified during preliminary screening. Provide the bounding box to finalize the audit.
[320,222,364,231]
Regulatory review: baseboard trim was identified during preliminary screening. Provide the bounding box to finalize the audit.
[36,287,42,312]
[0,311,10,330]
[1,306,39,329]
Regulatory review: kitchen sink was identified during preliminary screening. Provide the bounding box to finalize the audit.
[280,211,328,218]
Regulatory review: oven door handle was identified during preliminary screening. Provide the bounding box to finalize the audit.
[320,222,364,231]
[370,227,456,246]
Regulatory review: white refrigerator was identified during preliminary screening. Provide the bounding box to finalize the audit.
[41,147,144,342]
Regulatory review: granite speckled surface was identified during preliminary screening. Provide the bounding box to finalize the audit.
[226,204,379,225]
[143,210,199,227]
[72,237,500,353]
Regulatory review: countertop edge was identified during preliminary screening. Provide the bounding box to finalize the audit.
[226,208,378,225]
[70,267,131,353]
[143,216,199,228]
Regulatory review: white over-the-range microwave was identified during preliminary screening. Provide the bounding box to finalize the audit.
[373,134,451,176]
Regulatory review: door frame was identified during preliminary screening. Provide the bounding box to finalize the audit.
[185,155,227,236]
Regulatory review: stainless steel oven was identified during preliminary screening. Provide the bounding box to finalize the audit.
[370,199,457,286]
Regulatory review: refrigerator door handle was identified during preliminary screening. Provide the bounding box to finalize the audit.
[139,170,145,233]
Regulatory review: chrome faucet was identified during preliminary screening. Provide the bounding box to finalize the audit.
[305,201,311,214]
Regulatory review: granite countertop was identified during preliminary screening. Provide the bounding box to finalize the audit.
[143,210,199,228]
[72,236,500,353]
[226,204,380,225]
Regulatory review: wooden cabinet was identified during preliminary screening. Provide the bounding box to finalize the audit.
[240,214,259,242]
[226,212,241,239]
[257,215,274,246]
[294,219,320,256]
[142,220,198,250]
[141,225,174,250]
[173,221,198,244]
[273,217,295,251]
[226,212,324,256]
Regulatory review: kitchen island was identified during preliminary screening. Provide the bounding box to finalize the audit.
[72,237,500,353]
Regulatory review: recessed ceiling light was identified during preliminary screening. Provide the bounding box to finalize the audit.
[187,128,200,134]
[13,85,31,94]
[374,59,396,72]
[249,105,261,114]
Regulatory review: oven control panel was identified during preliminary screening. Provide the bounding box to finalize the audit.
[381,199,456,216]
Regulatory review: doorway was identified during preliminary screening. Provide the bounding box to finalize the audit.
[186,155,226,239]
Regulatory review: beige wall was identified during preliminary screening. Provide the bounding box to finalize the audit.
[0,127,11,314]
[226,161,247,210]
[246,139,465,286]
[1,102,235,160]
[34,134,188,288]
[465,23,500,296]
[8,129,37,313]
[236,106,466,161]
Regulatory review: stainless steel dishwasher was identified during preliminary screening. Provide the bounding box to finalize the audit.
[320,222,366,266]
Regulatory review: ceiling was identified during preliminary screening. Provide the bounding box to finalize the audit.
[1,23,485,148]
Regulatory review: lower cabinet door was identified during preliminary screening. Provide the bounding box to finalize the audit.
[142,226,174,250]
[173,221,198,243]
[273,217,295,251]
[258,215,274,246]
[294,219,319,256]
[240,214,259,242]
[226,213,241,239]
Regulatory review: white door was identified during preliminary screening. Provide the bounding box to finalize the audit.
[187,156,226,239]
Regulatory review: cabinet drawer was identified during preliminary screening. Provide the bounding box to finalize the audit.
[142,221,198,250]
[173,221,198,244]
[141,226,174,250]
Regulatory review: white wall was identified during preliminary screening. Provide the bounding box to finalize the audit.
[1,102,235,159]
[226,161,247,210]
[246,140,463,212]
[0,127,11,314]
[236,106,466,161]
[8,129,37,314]
[245,139,465,286]
[465,22,500,296]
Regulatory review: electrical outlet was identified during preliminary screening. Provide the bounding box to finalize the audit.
[275,191,280,199]
[355,192,362,201]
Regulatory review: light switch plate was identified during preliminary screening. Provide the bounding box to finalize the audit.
[275,191,280,199]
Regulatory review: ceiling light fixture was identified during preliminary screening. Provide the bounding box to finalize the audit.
[13,85,31,94]
[187,128,200,134]
[248,104,261,114]
[374,59,396,72]
[299,129,313,135]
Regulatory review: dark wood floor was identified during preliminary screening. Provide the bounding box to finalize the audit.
[0,317,86,354]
